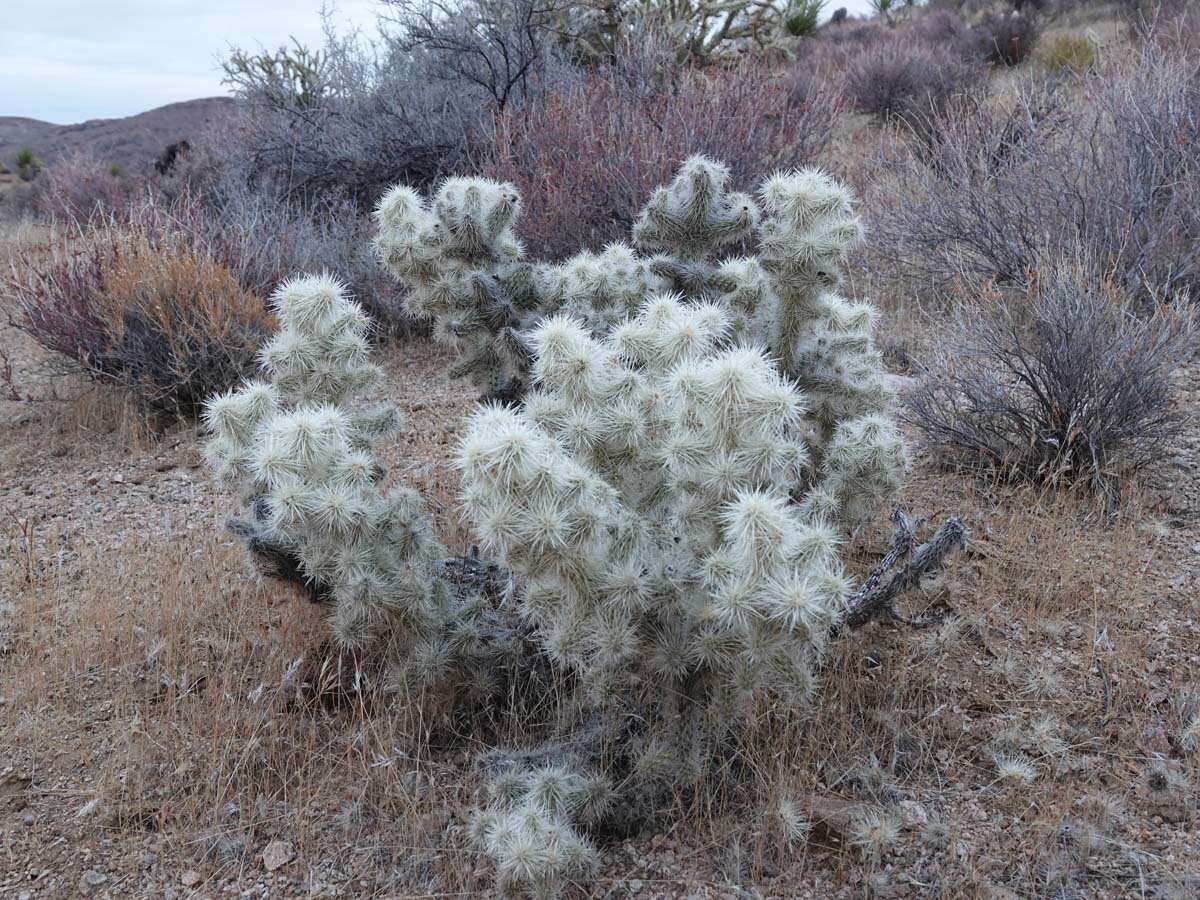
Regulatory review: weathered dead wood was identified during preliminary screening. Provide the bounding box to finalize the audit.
[839,509,967,633]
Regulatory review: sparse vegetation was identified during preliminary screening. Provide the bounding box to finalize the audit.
[872,46,1200,303]
[847,35,983,126]
[483,58,839,260]
[4,1,1200,897]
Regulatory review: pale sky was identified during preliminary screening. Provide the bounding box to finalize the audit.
[1,1,380,124]
[3,0,878,125]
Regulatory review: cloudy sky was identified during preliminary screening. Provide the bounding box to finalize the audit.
[4,0,877,124]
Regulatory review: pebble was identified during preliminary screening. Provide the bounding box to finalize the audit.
[262,840,295,872]
[79,871,107,896]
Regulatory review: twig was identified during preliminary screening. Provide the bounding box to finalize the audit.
[0,346,27,402]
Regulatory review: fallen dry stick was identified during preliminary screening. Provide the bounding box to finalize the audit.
[840,509,968,633]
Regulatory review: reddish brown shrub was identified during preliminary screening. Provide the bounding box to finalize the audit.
[481,62,841,259]
[7,221,272,415]
[31,152,142,221]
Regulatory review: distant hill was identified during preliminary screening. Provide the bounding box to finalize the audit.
[0,97,236,175]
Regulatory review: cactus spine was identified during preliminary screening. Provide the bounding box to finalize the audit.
[375,159,906,532]
[374,181,659,400]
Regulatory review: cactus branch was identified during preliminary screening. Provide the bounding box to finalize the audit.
[840,511,968,632]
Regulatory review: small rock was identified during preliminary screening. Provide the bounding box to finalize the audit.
[262,840,295,872]
[111,473,124,484]
[86,476,100,486]
[181,870,202,887]
[21,813,34,827]
[898,800,929,827]
[79,871,107,895]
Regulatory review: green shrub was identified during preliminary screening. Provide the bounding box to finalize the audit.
[13,147,42,181]
[1039,32,1098,73]
[784,0,826,37]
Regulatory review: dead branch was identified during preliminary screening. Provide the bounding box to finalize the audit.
[839,509,967,633]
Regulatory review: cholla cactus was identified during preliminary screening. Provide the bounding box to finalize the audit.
[461,294,851,722]
[468,765,609,898]
[372,160,757,402]
[750,169,905,529]
[373,179,658,400]
[539,242,663,335]
[373,178,537,399]
[202,274,454,671]
[632,155,759,303]
[374,160,904,528]
[458,297,868,885]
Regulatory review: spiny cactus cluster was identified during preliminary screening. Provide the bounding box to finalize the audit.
[375,158,904,530]
[373,180,658,400]
[457,296,885,890]
[461,294,848,713]
[202,274,468,681]
[468,764,611,898]
[202,156,909,897]
[629,162,905,526]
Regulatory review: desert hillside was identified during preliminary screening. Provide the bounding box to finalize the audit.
[0,97,234,174]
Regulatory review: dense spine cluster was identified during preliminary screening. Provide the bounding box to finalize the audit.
[457,297,866,890]
[202,274,453,673]
[468,765,610,898]
[374,159,905,534]
[460,295,850,712]
[374,181,656,400]
[373,179,537,399]
[723,165,906,530]
[632,156,759,302]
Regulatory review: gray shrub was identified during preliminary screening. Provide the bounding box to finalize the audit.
[871,48,1200,304]
[906,259,1193,494]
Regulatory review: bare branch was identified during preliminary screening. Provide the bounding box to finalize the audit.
[839,510,967,633]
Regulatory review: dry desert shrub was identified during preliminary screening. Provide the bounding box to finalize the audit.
[482,60,841,259]
[905,260,1193,494]
[870,46,1200,304]
[30,150,142,222]
[976,9,1043,66]
[846,36,984,128]
[27,143,406,333]
[6,221,271,415]
[96,240,272,413]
